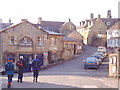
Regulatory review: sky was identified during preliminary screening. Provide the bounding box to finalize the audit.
[0,0,119,26]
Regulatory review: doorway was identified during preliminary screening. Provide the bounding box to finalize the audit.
[74,44,76,55]
[19,54,33,72]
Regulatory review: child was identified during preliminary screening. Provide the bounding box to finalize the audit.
[5,57,14,88]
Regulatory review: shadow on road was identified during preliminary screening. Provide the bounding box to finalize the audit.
[2,80,78,88]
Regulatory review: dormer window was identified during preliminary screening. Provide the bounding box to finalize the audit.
[106,22,111,26]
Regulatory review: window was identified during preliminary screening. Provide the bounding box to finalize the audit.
[19,37,32,46]
[106,22,111,26]
[51,38,56,44]
[10,36,15,44]
[38,37,44,46]
[8,36,15,44]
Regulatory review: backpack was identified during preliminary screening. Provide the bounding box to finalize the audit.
[17,60,23,67]
[33,61,39,68]
[5,62,13,71]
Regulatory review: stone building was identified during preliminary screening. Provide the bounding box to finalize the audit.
[77,10,120,47]
[0,18,13,30]
[107,21,120,48]
[0,20,64,70]
[63,36,79,60]
[35,18,83,57]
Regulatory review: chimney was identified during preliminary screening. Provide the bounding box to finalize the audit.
[21,19,27,22]
[38,17,42,24]
[82,21,85,26]
[0,19,2,30]
[85,20,89,26]
[107,10,112,19]
[90,13,94,20]
[68,18,71,22]
[88,21,91,26]
[79,22,81,26]
[98,14,101,18]
[9,18,11,24]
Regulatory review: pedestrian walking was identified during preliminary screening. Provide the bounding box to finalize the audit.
[5,57,14,88]
[31,56,42,82]
[16,56,25,83]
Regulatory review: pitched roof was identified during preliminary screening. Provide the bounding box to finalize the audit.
[108,21,120,30]
[43,29,64,36]
[0,20,64,36]
[68,30,83,38]
[35,21,65,33]
[101,18,120,29]
[64,36,77,42]
[2,23,13,29]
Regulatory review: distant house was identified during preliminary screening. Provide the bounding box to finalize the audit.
[63,36,78,60]
[35,18,76,36]
[35,18,83,60]
[77,10,120,47]
[0,18,13,30]
[107,21,120,48]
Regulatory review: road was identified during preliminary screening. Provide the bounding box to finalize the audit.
[1,45,118,88]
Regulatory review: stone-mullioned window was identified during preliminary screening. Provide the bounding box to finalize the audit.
[37,37,44,46]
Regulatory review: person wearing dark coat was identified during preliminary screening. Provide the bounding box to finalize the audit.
[5,57,14,88]
[16,56,25,83]
[31,56,41,82]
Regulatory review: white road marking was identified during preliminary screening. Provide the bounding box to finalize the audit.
[99,78,109,87]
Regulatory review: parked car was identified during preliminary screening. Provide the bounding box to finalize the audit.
[92,54,102,65]
[84,57,100,70]
[93,51,106,60]
[97,46,106,53]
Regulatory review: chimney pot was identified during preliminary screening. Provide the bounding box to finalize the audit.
[79,22,81,26]
[38,17,42,24]
[82,21,85,26]
[68,18,71,22]
[9,18,11,23]
[98,14,101,18]
[90,13,94,20]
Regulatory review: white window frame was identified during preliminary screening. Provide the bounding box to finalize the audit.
[37,37,44,46]
[19,37,32,46]
[8,36,15,45]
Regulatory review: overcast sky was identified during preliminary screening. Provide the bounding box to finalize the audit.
[0,0,119,26]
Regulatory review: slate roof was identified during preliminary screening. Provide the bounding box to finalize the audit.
[2,23,13,29]
[0,20,64,36]
[64,36,77,42]
[101,18,120,29]
[35,21,65,33]
[108,21,120,30]
[43,29,64,36]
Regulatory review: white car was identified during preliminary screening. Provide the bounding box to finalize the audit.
[97,46,106,52]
